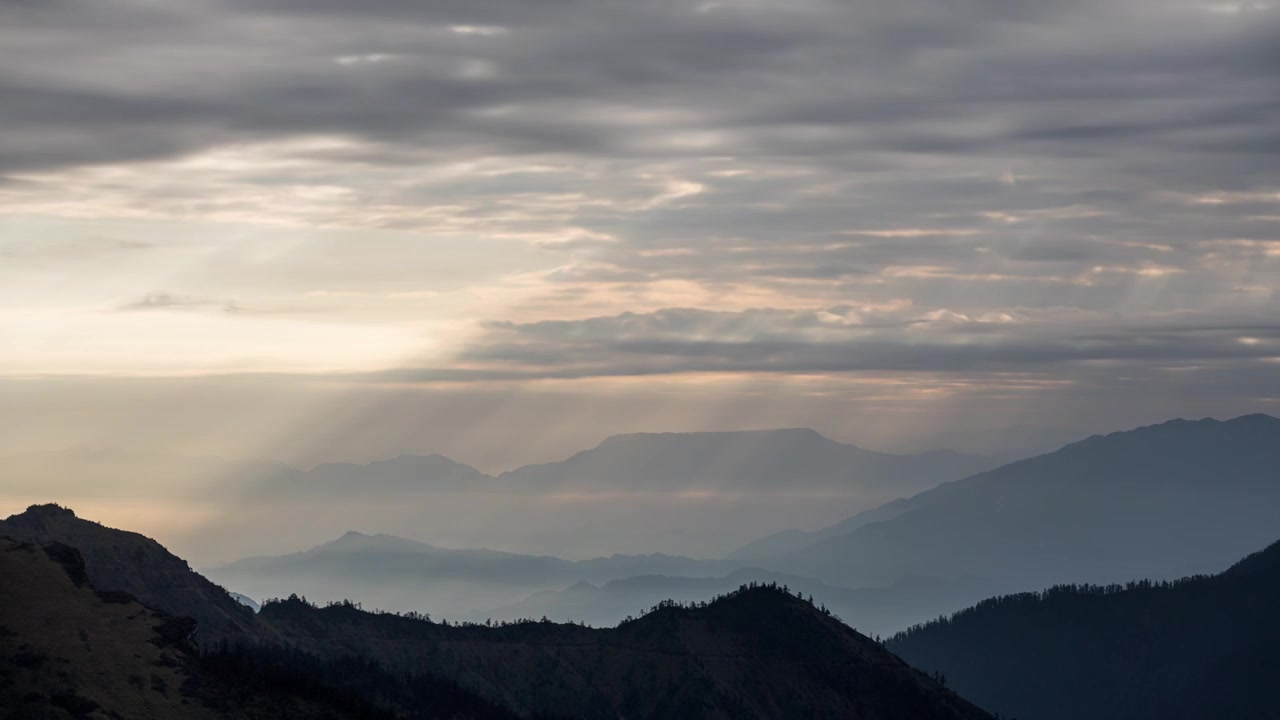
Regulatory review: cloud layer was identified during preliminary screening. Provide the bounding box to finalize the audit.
[0,0,1277,459]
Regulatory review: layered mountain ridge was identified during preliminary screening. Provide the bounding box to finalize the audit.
[0,505,991,720]
[754,414,1280,591]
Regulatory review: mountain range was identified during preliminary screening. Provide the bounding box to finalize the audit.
[247,428,993,499]
[207,414,1280,634]
[10,502,1280,718]
[0,505,989,720]
[5,413,1280,718]
[746,414,1280,592]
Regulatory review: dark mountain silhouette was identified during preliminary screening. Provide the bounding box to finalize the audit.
[257,583,993,720]
[499,428,992,494]
[0,504,265,644]
[769,415,1280,592]
[3,508,992,719]
[886,539,1280,720]
[0,535,519,719]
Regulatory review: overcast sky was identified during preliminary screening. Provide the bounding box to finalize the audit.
[2,0,1278,477]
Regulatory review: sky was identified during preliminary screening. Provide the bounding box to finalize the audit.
[2,0,1279,547]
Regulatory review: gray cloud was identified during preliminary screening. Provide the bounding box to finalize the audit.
[1,0,1278,447]
[2,0,1277,170]
[119,292,239,313]
[357,306,1280,382]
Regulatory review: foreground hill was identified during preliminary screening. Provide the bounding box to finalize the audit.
[0,536,391,719]
[771,415,1280,591]
[886,539,1280,720]
[257,583,993,720]
[0,504,264,645]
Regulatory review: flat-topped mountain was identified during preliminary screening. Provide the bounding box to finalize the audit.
[246,429,991,499]
[887,538,1280,720]
[499,428,992,494]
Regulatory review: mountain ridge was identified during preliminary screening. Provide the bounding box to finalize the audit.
[886,538,1280,720]
[1,506,996,720]
[497,427,992,493]
[257,581,994,719]
[243,427,992,500]
[760,413,1280,592]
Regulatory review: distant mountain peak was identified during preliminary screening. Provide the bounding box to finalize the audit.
[315,530,436,554]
